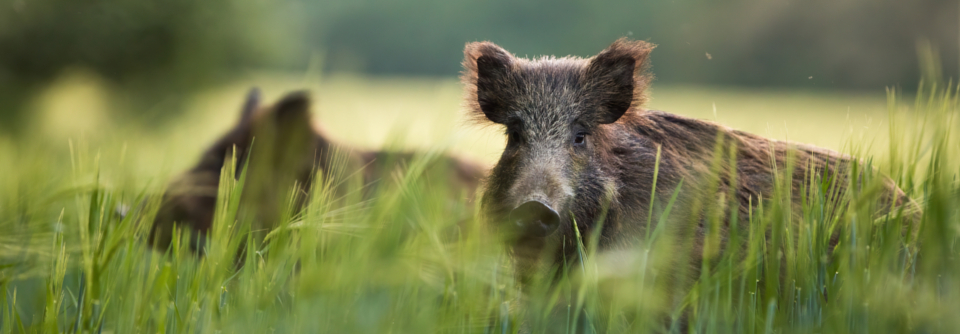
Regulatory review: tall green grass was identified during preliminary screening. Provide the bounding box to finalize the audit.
[0,76,957,333]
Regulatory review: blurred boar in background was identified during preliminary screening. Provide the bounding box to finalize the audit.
[148,89,485,252]
[463,38,918,284]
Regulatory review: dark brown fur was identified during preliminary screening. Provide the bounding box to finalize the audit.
[462,38,918,285]
[149,89,486,252]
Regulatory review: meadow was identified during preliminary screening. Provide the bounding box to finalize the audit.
[0,71,957,333]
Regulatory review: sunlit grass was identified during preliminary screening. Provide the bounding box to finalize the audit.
[21,72,892,176]
[1,73,957,333]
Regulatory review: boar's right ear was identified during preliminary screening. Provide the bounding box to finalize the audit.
[270,91,315,144]
[239,87,261,123]
[272,90,312,127]
[583,38,655,124]
[462,41,515,124]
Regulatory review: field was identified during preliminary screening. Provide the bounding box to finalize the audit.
[1,72,958,333]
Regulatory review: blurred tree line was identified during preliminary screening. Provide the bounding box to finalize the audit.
[0,0,300,132]
[310,0,957,88]
[1,0,956,131]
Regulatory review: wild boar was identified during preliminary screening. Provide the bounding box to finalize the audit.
[149,88,485,253]
[461,38,917,284]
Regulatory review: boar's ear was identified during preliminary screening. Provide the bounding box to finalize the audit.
[271,91,313,132]
[583,38,655,124]
[462,41,515,124]
[251,90,316,164]
[239,87,261,123]
[250,90,314,147]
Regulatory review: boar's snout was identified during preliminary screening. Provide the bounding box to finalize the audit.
[509,200,560,238]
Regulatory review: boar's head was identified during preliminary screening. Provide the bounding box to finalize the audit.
[150,88,321,252]
[463,38,655,264]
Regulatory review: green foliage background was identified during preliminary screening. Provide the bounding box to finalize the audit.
[1,0,957,128]
[1,1,959,333]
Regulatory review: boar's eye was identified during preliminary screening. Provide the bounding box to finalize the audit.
[507,130,521,146]
[573,132,587,146]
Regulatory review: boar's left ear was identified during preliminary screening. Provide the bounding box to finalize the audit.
[583,38,656,124]
[239,87,261,123]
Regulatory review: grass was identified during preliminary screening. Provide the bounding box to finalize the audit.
[0,71,957,333]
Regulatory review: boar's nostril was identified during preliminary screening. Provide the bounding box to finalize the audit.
[509,201,561,238]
